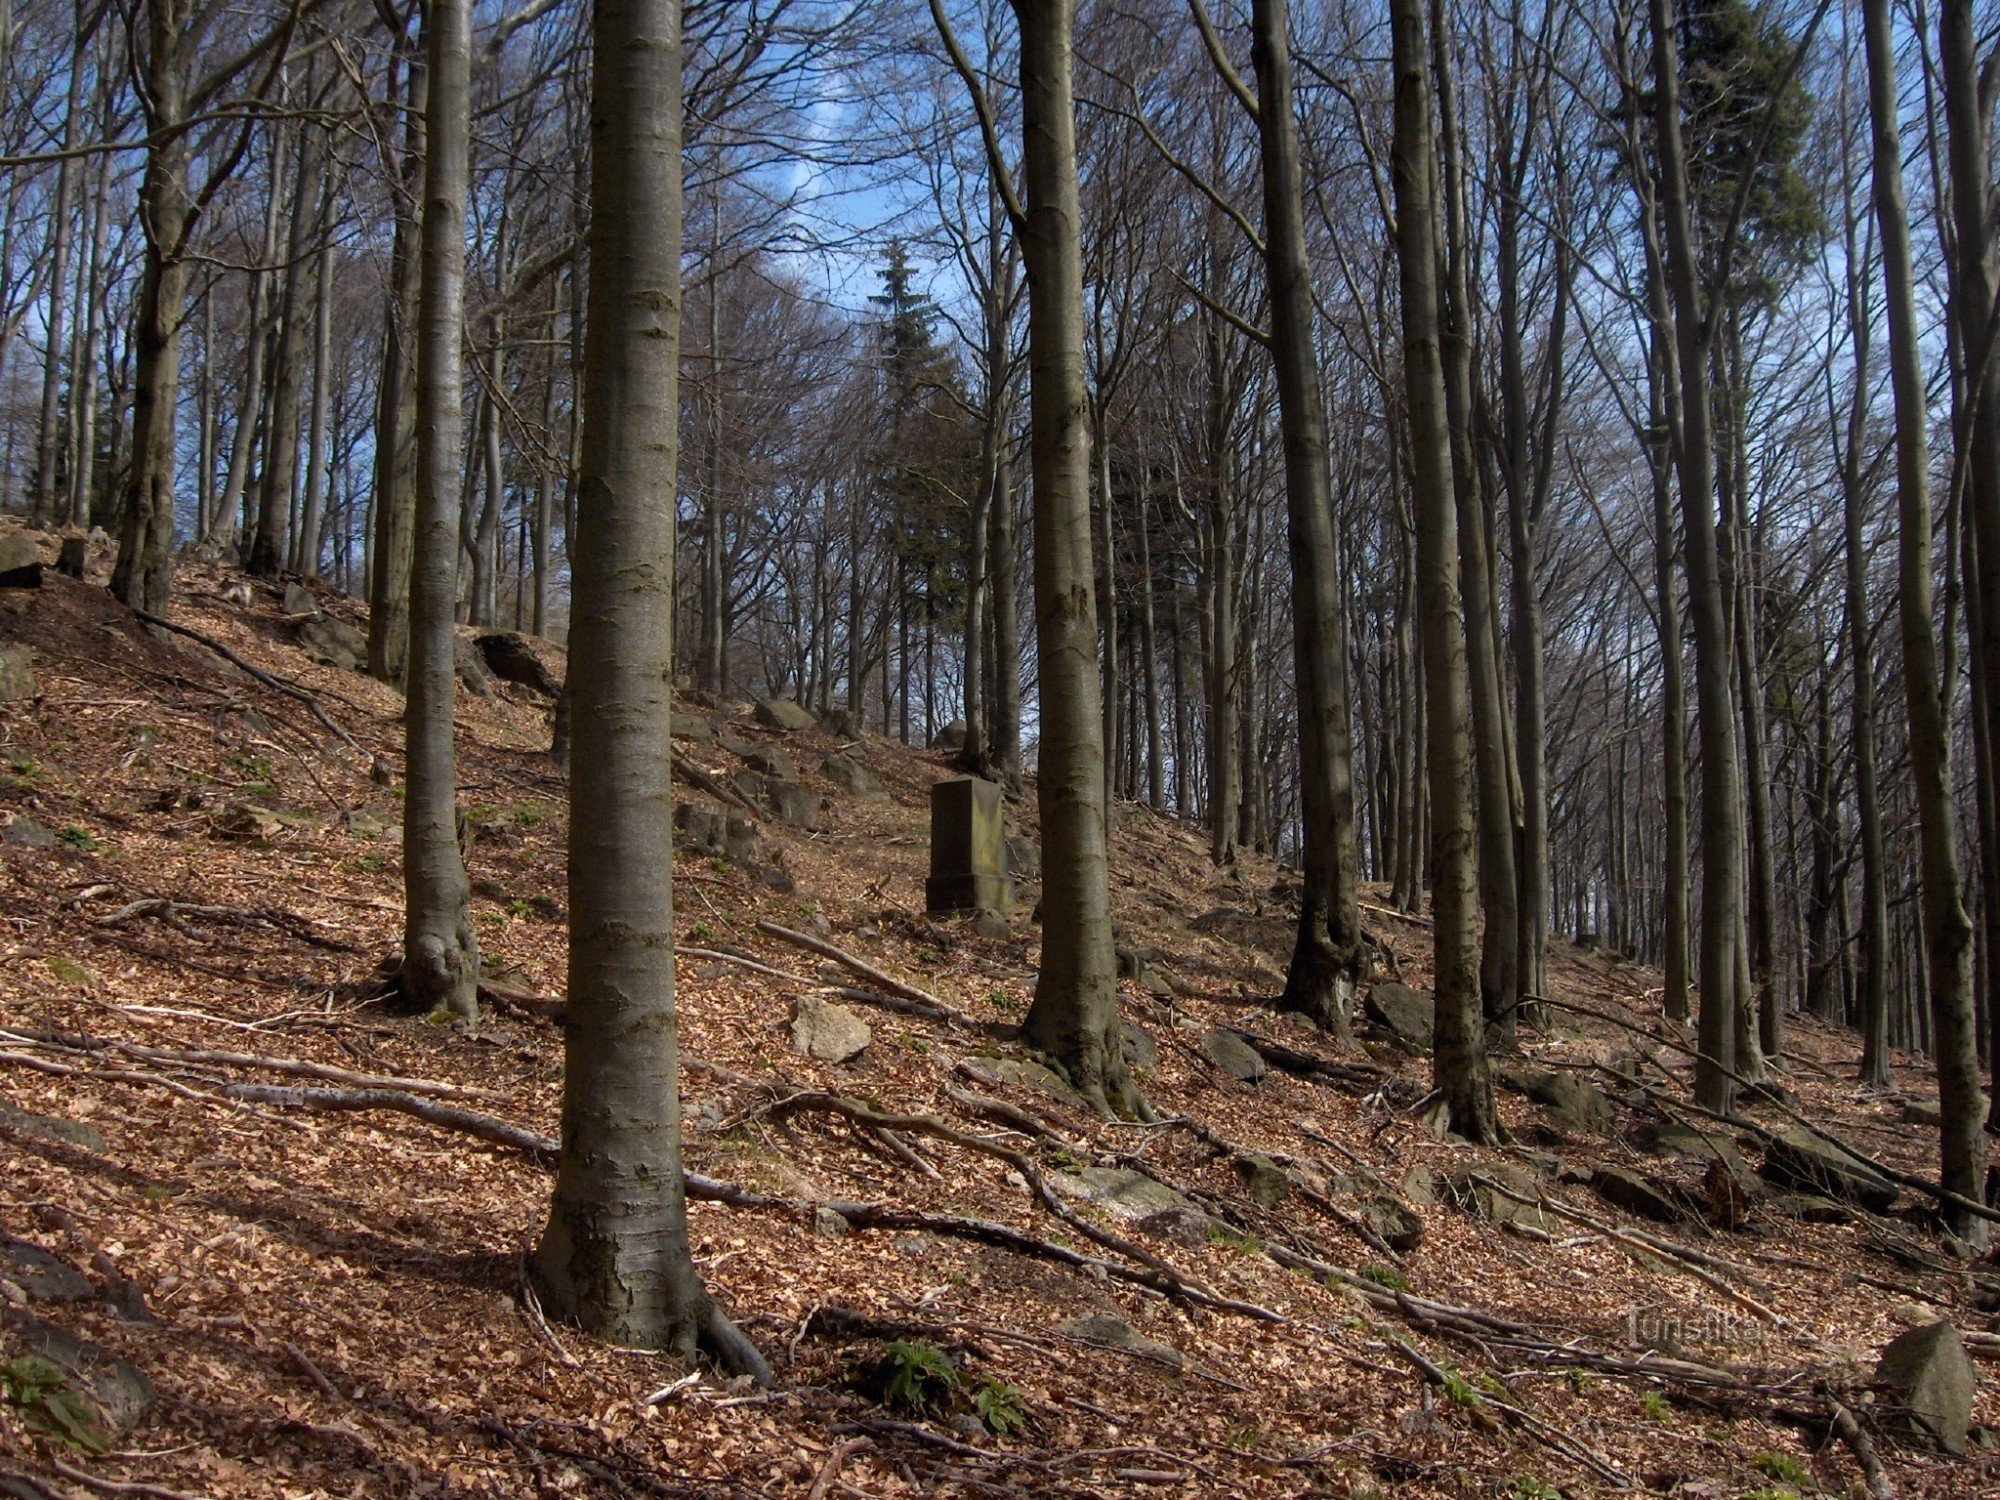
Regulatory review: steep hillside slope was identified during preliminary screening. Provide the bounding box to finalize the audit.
[0,527,1994,1498]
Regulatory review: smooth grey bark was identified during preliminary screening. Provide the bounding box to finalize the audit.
[1228,0,1366,1038]
[1875,0,1987,1244]
[31,10,87,530]
[213,130,285,554]
[368,25,424,684]
[296,223,334,577]
[1649,0,1740,1114]
[531,0,769,1373]
[1390,0,1498,1143]
[250,105,323,579]
[1431,0,1518,1041]
[400,0,478,1022]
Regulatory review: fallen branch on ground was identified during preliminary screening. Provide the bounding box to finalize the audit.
[131,607,360,751]
[755,921,965,1022]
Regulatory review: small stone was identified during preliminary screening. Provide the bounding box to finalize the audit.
[0,532,43,588]
[1235,1152,1291,1207]
[891,1233,929,1258]
[789,995,871,1063]
[0,814,53,848]
[1201,1028,1267,1082]
[5,1316,154,1446]
[211,802,283,841]
[821,752,885,800]
[753,698,817,732]
[1362,983,1435,1051]
[0,644,35,702]
[1589,1165,1690,1223]
[0,1100,105,1152]
[957,1054,1087,1108]
[0,1237,93,1305]
[1133,1205,1212,1247]
[1058,1313,1184,1371]
[1875,1320,1977,1453]
[1760,1128,1898,1211]
[811,1206,852,1238]
[297,615,365,672]
[971,910,1010,940]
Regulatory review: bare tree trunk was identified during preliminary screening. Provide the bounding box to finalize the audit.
[1882,0,1987,1244]
[368,25,424,683]
[295,175,336,578]
[250,99,323,580]
[1390,0,1498,1143]
[401,0,479,1021]
[1650,0,1740,1114]
[1235,0,1365,1038]
[530,0,768,1377]
[31,8,87,530]
[1004,0,1139,1117]
[989,444,1021,782]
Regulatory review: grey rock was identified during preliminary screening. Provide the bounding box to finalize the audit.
[1498,1064,1613,1136]
[1057,1313,1184,1371]
[1875,1320,1977,1453]
[0,1099,105,1152]
[5,1315,154,1445]
[1119,1020,1159,1071]
[0,1237,92,1304]
[1054,1166,1193,1220]
[1363,983,1435,1051]
[0,532,43,588]
[1201,1028,1267,1082]
[1004,835,1039,880]
[1235,1152,1291,1207]
[297,615,365,672]
[670,711,714,743]
[1133,1205,1212,1248]
[56,536,86,578]
[818,706,865,740]
[1355,1192,1424,1252]
[1445,1163,1549,1231]
[753,698,817,732]
[821,752,886,800]
[674,803,758,863]
[1189,905,1254,935]
[1760,1128,1898,1211]
[1767,1193,1857,1225]
[811,1206,853,1238]
[0,814,52,848]
[957,1054,1087,1108]
[454,637,495,696]
[761,778,823,828]
[280,581,319,618]
[0,645,35,702]
[931,718,967,750]
[1900,1099,1943,1129]
[971,910,1010,940]
[789,995,871,1063]
[1589,1165,1690,1223]
[738,742,798,782]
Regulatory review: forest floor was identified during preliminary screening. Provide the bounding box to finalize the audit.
[0,527,1996,1499]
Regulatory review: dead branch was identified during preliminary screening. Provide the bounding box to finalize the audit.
[131,607,360,751]
[1826,1393,1894,1500]
[673,750,765,819]
[755,921,965,1021]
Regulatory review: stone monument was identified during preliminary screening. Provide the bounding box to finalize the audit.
[926,775,1013,914]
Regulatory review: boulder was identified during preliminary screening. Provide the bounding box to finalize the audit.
[0,1237,92,1306]
[1445,1163,1549,1231]
[55,536,85,578]
[1589,1165,1690,1223]
[788,995,871,1063]
[1054,1166,1194,1220]
[1189,905,1254,935]
[1354,1192,1425,1252]
[753,698,817,732]
[1363,983,1435,1051]
[1760,1128,1898,1211]
[1875,1320,1977,1453]
[818,705,865,740]
[821,752,885,800]
[0,532,43,588]
[3,1315,154,1447]
[1498,1064,1613,1136]
[1235,1152,1291,1207]
[0,815,54,849]
[737,742,798,782]
[1058,1314,1184,1372]
[0,644,35,702]
[1004,835,1040,880]
[670,711,714,743]
[297,615,365,672]
[280,581,319,618]
[1201,1028,1268,1082]
[476,631,562,697]
[0,1099,105,1152]
[1133,1205,1213,1248]
[1119,1020,1160,1071]
[931,718,967,750]
[674,804,757,863]
[454,637,495,696]
[761,778,823,828]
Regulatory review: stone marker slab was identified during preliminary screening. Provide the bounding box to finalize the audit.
[926,775,1012,913]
